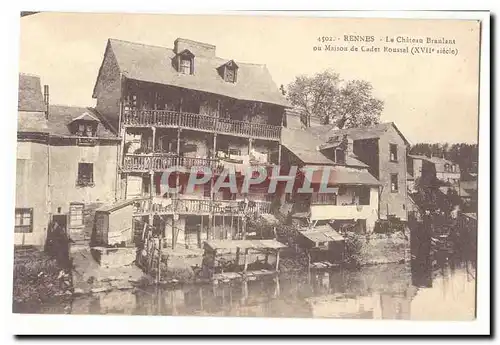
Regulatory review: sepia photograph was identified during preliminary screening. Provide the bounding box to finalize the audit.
[9,10,490,335]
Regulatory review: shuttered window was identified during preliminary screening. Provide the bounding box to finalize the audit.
[15,208,33,233]
[69,203,84,228]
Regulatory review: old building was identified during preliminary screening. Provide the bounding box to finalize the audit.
[303,122,410,222]
[92,38,289,249]
[408,154,461,185]
[46,105,121,242]
[15,73,120,247]
[281,127,381,232]
[15,74,50,247]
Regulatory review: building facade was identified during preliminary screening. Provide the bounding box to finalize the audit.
[15,74,120,247]
[15,74,50,247]
[281,127,380,232]
[92,38,289,249]
[306,122,409,221]
[408,154,461,186]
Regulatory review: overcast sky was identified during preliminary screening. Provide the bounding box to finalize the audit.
[19,13,480,144]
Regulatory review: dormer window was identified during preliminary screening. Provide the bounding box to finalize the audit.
[70,112,99,137]
[218,60,238,83]
[176,49,195,75]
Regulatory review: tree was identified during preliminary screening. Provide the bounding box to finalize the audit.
[286,70,383,128]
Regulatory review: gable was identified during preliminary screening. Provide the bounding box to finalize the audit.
[92,41,121,99]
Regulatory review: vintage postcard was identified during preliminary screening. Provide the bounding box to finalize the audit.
[11,11,488,334]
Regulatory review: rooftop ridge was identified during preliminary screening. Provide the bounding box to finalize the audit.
[108,37,268,67]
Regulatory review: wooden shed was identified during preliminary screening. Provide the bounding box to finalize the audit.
[93,199,136,247]
[297,225,345,266]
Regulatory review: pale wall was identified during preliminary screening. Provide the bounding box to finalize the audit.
[15,140,50,247]
[310,187,379,232]
[49,143,118,214]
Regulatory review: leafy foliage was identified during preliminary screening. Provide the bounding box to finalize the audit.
[285,70,383,129]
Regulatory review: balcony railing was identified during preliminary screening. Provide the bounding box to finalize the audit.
[133,197,272,215]
[122,154,222,172]
[122,109,281,140]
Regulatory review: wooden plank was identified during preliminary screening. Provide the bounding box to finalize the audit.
[243,248,249,272]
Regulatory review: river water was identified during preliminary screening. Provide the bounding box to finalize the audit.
[23,257,476,320]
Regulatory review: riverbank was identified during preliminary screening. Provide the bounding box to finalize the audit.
[13,247,72,307]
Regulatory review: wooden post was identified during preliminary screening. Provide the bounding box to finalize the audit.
[172,215,177,250]
[150,171,154,198]
[278,143,282,166]
[157,237,162,284]
[230,216,234,239]
[275,249,280,272]
[151,127,156,152]
[248,138,253,155]
[199,219,204,249]
[213,133,217,158]
[242,217,247,240]
[222,215,226,239]
[235,247,240,267]
[243,248,249,272]
[208,214,213,240]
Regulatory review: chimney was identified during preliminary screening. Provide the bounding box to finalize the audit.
[43,84,49,119]
[174,38,216,58]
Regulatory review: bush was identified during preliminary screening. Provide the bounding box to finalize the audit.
[343,232,363,267]
[13,249,71,304]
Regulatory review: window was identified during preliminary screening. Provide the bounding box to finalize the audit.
[77,163,94,187]
[334,148,345,164]
[69,203,84,228]
[75,121,96,137]
[15,208,33,233]
[391,174,399,192]
[180,57,192,75]
[77,123,85,136]
[390,144,398,162]
[225,68,236,83]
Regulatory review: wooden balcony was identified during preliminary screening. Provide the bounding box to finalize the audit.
[133,197,272,216]
[122,154,222,172]
[122,109,281,141]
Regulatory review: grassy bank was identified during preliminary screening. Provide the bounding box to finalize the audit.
[13,247,72,307]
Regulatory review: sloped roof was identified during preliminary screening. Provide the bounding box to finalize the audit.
[97,38,289,107]
[281,127,368,167]
[47,105,119,139]
[307,122,410,146]
[18,74,45,112]
[70,112,100,122]
[299,225,344,243]
[408,154,429,160]
[17,111,49,133]
[424,156,456,166]
[303,165,380,186]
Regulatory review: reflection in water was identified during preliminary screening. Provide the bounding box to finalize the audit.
[66,258,475,320]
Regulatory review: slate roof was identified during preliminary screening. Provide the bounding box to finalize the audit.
[307,122,410,146]
[96,38,289,107]
[17,111,49,133]
[281,127,368,167]
[47,105,119,139]
[18,74,46,112]
[303,165,381,186]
